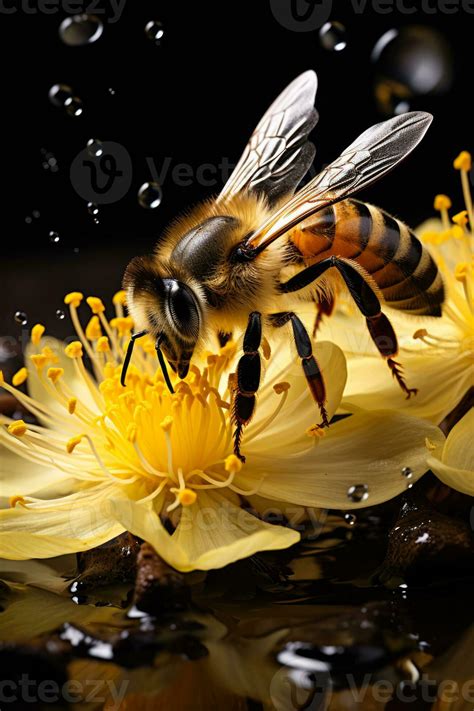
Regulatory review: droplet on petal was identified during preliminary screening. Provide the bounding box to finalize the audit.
[401,466,413,479]
[347,484,369,504]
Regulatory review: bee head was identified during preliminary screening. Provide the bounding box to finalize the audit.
[123,256,203,380]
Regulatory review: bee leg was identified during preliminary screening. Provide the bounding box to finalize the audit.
[270,311,329,428]
[232,312,262,462]
[218,331,232,348]
[312,293,335,337]
[121,330,148,387]
[280,256,417,398]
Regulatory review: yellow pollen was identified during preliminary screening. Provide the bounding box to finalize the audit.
[126,422,137,443]
[64,292,84,307]
[455,262,470,282]
[306,424,326,438]
[160,416,173,432]
[85,316,102,340]
[413,329,428,340]
[452,210,469,227]
[454,151,472,172]
[273,381,291,394]
[225,454,243,474]
[47,367,64,383]
[434,194,452,211]
[30,354,47,371]
[110,316,134,335]
[261,336,271,360]
[9,495,27,508]
[68,397,77,414]
[31,323,45,345]
[12,367,28,386]
[65,341,83,359]
[67,434,84,454]
[97,336,110,353]
[86,296,105,314]
[178,488,197,506]
[41,346,59,364]
[8,420,28,437]
[113,290,127,305]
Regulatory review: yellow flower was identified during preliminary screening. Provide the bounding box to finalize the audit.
[318,152,473,427]
[427,408,474,496]
[0,295,443,571]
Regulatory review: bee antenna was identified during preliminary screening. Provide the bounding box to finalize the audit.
[156,334,175,394]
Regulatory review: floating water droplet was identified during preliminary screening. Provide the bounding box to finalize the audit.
[65,96,83,117]
[25,216,32,224]
[145,20,164,44]
[138,181,163,209]
[347,484,369,504]
[93,217,100,225]
[32,210,40,219]
[73,247,80,254]
[86,139,103,158]
[14,311,28,326]
[49,231,60,244]
[401,466,413,479]
[56,309,66,320]
[48,83,73,107]
[372,26,453,115]
[406,482,414,490]
[59,14,104,46]
[87,202,99,216]
[319,21,347,52]
[108,87,116,95]
[344,513,357,526]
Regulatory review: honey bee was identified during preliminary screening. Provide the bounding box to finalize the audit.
[123,70,444,460]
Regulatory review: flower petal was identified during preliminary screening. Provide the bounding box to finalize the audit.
[0,446,70,496]
[427,408,474,495]
[110,491,300,572]
[0,483,124,559]
[238,410,445,509]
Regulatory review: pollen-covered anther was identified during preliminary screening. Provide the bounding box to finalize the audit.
[97,336,110,353]
[413,329,428,340]
[7,420,28,437]
[41,346,59,365]
[434,194,452,211]
[86,296,105,314]
[178,488,197,506]
[12,368,28,387]
[68,397,77,414]
[225,453,243,474]
[47,367,64,384]
[31,323,45,345]
[452,211,469,227]
[85,316,102,340]
[64,292,84,308]
[110,317,134,335]
[454,151,472,172]
[273,381,290,394]
[9,495,28,509]
[65,341,83,359]
[306,424,326,438]
[67,434,84,454]
[113,290,127,306]
[30,354,47,371]
[455,262,471,282]
[160,415,173,433]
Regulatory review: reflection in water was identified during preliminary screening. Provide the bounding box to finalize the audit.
[1,509,473,710]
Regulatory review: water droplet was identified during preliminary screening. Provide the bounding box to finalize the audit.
[49,231,60,244]
[347,484,369,504]
[56,309,66,320]
[372,26,453,115]
[59,14,104,46]
[93,217,100,225]
[86,139,103,158]
[138,181,163,209]
[145,20,164,44]
[48,83,73,107]
[108,87,116,95]
[32,210,40,219]
[14,311,28,326]
[65,96,83,117]
[73,247,80,254]
[401,466,413,479]
[406,482,414,490]
[344,513,357,526]
[319,22,347,52]
[87,202,99,216]
[25,216,32,224]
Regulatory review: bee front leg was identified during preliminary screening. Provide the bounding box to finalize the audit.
[232,312,262,462]
[270,311,329,429]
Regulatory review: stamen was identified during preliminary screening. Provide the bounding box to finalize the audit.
[454,151,473,230]
[31,323,45,346]
[64,293,98,367]
[12,368,28,387]
[434,194,451,230]
[9,495,28,508]
[160,416,174,476]
[7,420,28,437]
[245,382,290,442]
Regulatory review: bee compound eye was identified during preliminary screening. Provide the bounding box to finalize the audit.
[166,281,200,338]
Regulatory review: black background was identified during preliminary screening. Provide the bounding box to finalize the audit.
[1,0,471,341]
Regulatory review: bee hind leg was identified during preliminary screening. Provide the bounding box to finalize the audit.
[232,312,262,462]
[280,256,417,399]
[270,311,329,428]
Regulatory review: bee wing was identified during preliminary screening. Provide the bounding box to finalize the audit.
[218,70,319,205]
[248,111,433,252]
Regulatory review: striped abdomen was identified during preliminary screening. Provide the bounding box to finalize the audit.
[289,199,444,316]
